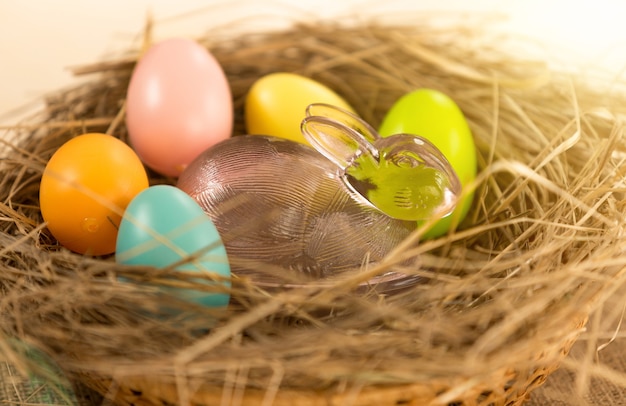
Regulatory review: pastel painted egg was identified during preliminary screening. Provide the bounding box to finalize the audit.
[378,89,477,238]
[116,185,231,308]
[126,38,233,177]
[39,133,149,255]
[245,72,355,144]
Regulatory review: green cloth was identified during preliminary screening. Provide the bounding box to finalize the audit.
[0,361,77,405]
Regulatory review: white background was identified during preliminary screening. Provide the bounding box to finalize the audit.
[2,0,626,122]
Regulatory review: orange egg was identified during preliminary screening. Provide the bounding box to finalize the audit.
[39,133,149,255]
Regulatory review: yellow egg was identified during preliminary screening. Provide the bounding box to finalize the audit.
[244,72,356,144]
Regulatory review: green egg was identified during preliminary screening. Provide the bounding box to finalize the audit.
[378,89,477,238]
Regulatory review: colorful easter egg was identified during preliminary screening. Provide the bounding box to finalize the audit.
[245,72,355,144]
[39,133,149,255]
[126,38,233,177]
[116,185,231,307]
[378,89,477,238]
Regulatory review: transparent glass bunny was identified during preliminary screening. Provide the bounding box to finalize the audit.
[177,104,460,293]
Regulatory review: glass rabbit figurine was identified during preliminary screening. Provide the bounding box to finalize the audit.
[177,103,461,292]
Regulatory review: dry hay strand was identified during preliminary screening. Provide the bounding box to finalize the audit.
[2,18,626,406]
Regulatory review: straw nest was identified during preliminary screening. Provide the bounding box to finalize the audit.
[2,16,626,406]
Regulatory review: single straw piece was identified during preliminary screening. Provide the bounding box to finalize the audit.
[301,103,461,221]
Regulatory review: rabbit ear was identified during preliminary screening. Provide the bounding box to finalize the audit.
[305,103,379,144]
[301,103,378,170]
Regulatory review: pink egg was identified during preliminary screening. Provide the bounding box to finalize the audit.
[126,38,233,177]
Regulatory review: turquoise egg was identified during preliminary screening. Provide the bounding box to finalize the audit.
[116,185,230,308]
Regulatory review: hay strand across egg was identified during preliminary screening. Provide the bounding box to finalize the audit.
[2,16,626,405]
